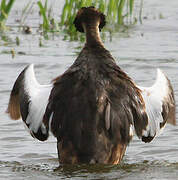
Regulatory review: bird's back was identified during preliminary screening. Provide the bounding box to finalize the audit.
[43,46,146,164]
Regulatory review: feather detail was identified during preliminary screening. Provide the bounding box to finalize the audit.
[137,69,175,142]
[105,101,111,130]
[7,64,53,141]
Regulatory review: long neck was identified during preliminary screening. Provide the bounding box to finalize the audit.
[83,23,104,47]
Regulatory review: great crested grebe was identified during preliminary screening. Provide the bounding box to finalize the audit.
[7,7,175,164]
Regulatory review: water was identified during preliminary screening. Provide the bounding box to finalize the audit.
[0,0,178,179]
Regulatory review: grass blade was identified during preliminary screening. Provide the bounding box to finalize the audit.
[0,0,16,28]
[37,0,50,31]
[118,0,126,24]
[129,0,134,14]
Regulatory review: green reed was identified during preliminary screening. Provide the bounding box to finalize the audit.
[0,0,142,41]
[37,0,50,31]
[60,0,137,26]
[19,1,34,27]
[0,0,15,29]
[60,0,139,40]
[37,0,59,33]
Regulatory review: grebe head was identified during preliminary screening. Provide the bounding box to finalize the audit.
[74,6,106,33]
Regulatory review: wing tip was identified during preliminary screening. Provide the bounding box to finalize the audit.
[156,68,167,83]
[28,63,34,69]
[26,64,35,76]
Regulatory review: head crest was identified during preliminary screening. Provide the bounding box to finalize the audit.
[74,7,106,33]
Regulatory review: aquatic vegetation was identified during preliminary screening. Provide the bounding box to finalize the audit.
[15,36,20,46]
[33,0,141,40]
[60,0,140,40]
[0,0,143,42]
[139,0,143,24]
[37,0,50,32]
[0,0,16,30]
[60,0,137,26]
[37,0,59,33]
[19,1,35,28]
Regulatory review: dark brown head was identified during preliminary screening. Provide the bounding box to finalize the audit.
[74,6,106,33]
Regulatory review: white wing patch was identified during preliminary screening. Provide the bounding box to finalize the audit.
[137,69,175,139]
[23,64,53,137]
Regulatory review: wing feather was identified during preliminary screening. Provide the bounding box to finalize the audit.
[7,64,53,141]
[137,69,175,142]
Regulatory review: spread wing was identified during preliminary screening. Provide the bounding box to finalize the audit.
[7,64,53,141]
[136,69,176,142]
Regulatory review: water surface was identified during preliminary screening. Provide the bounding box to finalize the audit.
[0,0,178,179]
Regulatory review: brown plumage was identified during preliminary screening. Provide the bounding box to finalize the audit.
[43,7,149,163]
[7,7,175,164]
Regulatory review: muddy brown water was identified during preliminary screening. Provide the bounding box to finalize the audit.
[0,0,178,179]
